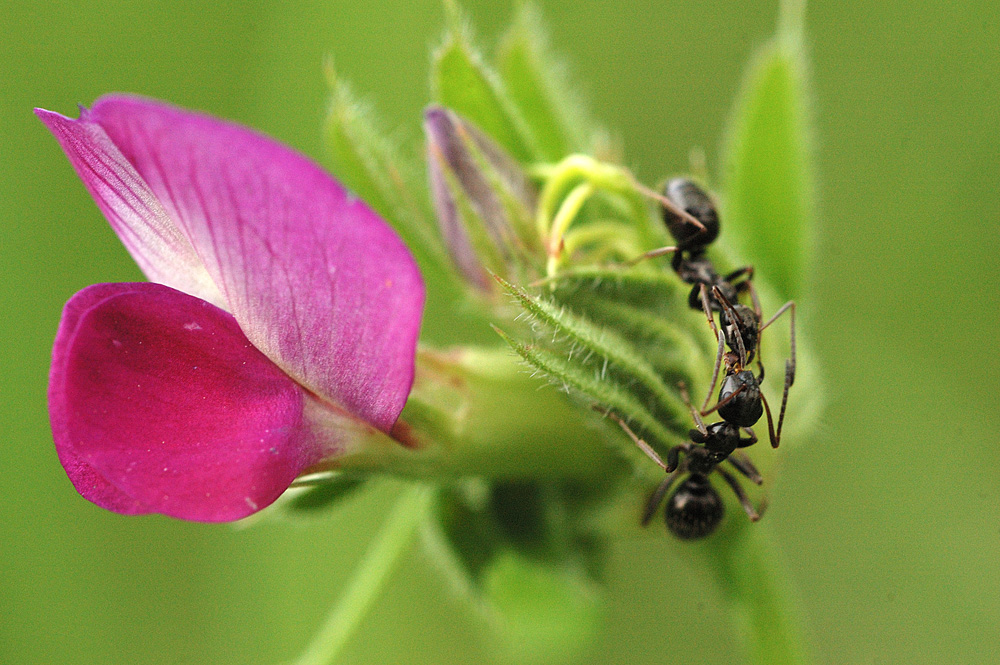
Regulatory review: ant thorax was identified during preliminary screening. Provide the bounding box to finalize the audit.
[684,445,722,475]
[676,257,740,311]
[675,254,716,285]
[720,303,760,362]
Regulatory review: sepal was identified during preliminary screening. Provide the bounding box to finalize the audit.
[284,472,368,514]
[432,4,537,162]
[324,65,448,280]
[493,275,692,450]
[497,4,597,160]
[721,35,814,299]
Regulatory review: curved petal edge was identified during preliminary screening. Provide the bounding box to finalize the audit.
[49,282,320,522]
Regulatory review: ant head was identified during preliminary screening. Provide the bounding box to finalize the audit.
[662,178,720,251]
[665,475,724,540]
[718,370,764,427]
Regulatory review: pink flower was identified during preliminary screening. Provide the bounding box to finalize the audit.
[37,95,424,522]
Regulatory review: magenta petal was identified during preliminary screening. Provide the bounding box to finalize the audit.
[49,282,318,522]
[34,109,224,307]
[85,95,425,432]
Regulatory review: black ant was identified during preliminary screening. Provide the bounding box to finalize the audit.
[606,384,765,540]
[703,284,795,449]
[633,178,797,447]
[632,178,754,315]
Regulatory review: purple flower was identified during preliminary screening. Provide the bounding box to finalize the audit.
[37,95,424,522]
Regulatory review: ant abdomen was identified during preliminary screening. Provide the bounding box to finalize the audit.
[662,178,719,251]
[665,475,724,540]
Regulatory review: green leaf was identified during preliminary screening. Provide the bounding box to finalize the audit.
[703,519,812,665]
[568,297,711,385]
[423,480,611,664]
[483,550,604,665]
[540,265,685,312]
[497,4,591,160]
[539,266,715,392]
[432,14,536,162]
[721,36,813,300]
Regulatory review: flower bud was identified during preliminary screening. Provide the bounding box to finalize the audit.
[425,106,538,290]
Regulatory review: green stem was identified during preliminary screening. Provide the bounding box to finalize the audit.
[288,484,435,665]
[705,521,811,665]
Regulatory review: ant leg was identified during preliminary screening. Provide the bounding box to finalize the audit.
[744,279,764,364]
[737,427,758,448]
[702,382,747,417]
[625,245,677,267]
[760,301,796,383]
[759,391,781,448]
[760,300,795,333]
[771,361,794,448]
[699,283,719,336]
[606,412,671,471]
[723,265,754,288]
[744,278,763,322]
[760,301,796,444]
[679,382,708,435]
[712,286,749,368]
[717,468,763,522]
[641,471,681,526]
[603,409,691,526]
[701,329,726,413]
[699,284,726,412]
[727,452,763,485]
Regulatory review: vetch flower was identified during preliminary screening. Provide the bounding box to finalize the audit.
[38,95,425,522]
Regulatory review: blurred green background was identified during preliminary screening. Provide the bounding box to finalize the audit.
[2,1,998,663]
